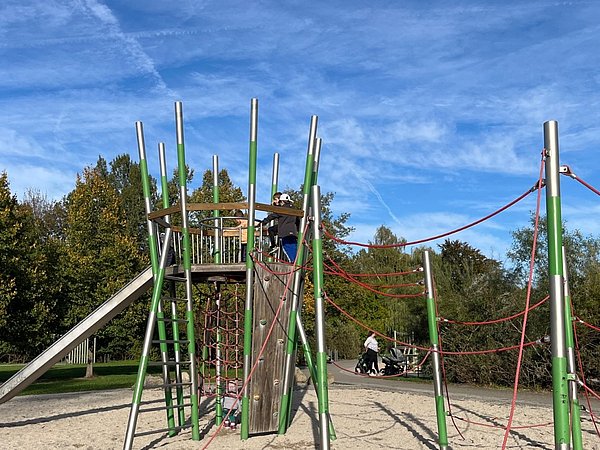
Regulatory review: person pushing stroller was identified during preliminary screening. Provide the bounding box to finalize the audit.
[363,332,380,376]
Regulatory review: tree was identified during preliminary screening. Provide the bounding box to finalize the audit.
[63,166,143,360]
[508,215,600,383]
[105,154,151,254]
[20,190,69,355]
[0,174,67,360]
[189,168,245,226]
[0,172,28,359]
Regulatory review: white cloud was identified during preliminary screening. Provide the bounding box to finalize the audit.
[2,0,600,261]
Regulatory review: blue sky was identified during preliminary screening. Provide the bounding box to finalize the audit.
[2,1,600,261]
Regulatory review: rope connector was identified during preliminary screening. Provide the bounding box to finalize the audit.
[530,179,546,192]
[566,372,577,382]
[559,164,577,179]
[415,266,424,272]
[536,335,551,345]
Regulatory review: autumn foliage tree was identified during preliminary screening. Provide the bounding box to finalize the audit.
[62,166,145,359]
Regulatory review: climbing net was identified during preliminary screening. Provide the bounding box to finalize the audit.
[197,283,244,410]
[322,153,600,448]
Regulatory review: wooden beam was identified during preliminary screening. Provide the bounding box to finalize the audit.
[148,202,304,220]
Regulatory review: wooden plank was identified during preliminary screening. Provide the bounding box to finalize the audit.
[248,263,294,434]
[147,202,303,220]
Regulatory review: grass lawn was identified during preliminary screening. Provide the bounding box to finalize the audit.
[0,361,163,397]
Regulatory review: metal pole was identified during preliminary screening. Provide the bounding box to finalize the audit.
[312,185,332,449]
[279,115,318,434]
[214,282,223,425]
[211,155,224,425]
[312,137,322,187]
[423,250,448,450]
[271,152,279,200]
[124,123,174,449]
[241,98,258,440]
[175,101,200,441]
[562,246,583,450]
[544,120,570,450]
[159,143,186,428]
[293,137,335,439]
[266,153,280,263]
[213,155,221,264]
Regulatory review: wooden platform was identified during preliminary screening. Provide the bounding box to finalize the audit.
[167,263,247,283]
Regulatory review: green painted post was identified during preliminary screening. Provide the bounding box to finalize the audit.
[140,132,175,434]
[175,101,200,441]
[544,120,570,450]
[211,155,224,426]
[265,152,279,263]
[124,123,175,449]
[212,155,221,265]
[562,246,583,450]
[241,98,259,440]
[423,250,449,450]
[293,136,335,439]
[158,143,186,428]
[271,152,279,203]
[279,115,318,434]
[311,185,332,449]
[311,137,322,187]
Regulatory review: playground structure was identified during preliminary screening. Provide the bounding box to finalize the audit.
[124,113,598,450]
[122,99,335,449]
[321,120,599,450]
[0,111,599,449]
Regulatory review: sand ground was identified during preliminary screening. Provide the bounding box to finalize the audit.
[1,382,600,450]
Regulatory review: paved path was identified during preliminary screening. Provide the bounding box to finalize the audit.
[325,359,600,410]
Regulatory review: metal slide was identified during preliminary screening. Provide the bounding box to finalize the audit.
[0,266,154,404]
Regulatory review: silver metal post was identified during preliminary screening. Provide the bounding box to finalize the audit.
[213,155,221,264]
[312,184,331,450]
[544,120,570,450]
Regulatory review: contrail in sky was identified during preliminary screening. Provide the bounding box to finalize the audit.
[351,168,402,226]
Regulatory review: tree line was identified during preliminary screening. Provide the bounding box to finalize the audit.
[1,155,599,389]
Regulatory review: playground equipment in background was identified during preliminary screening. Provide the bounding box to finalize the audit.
[123,99,335,450]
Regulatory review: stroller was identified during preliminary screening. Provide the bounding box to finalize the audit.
[381,347,409,376]
[354,352,371,374]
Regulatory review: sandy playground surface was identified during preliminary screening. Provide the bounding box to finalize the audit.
[1,382,600,450]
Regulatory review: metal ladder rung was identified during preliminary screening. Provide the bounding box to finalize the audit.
[148,360,191,367]
[139,401,193,413]
[140,395,191,406]
[133,424,192,438]
[161,381,193,388]
[164,275,187,282]
[156,317,189,324]
[152,339,190,344]
[161,296,188,303]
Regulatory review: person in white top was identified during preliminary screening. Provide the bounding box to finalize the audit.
[363,332,379,375]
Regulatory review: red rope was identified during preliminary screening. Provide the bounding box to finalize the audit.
[441,295,550,326]
[324,268,422,278]
[569,172,600,196]
[572,304,600,438]
[579,382,600,402]
[201,223,310,450]
[324,291,428,350]
[330,350,432,379]
[323,185,536,249]
[575,316,600,332]
[325,258,425,299]
[433,271,465,439]
[501,152,545,449]
[324,291,541,355]
[374,282,422,289]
